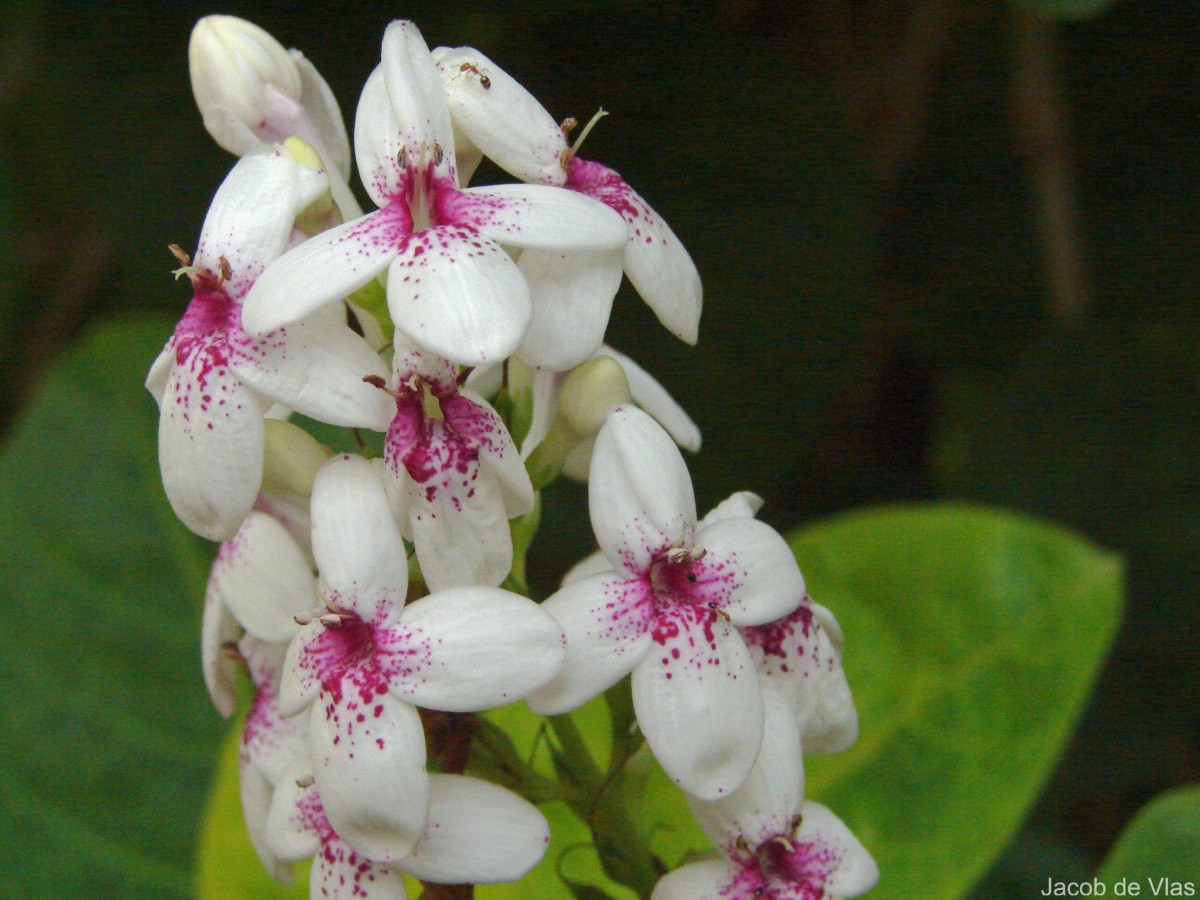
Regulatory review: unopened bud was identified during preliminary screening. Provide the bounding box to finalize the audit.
[261,419,332,499]
[558,356,631,436]
[189,16,301,157]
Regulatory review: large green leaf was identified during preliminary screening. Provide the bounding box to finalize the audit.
[629,505,1123,898]
[0,319,224,896]
[1096,785,1200,888]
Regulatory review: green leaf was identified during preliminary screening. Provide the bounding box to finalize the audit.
[1011,0,1122,20]
[622,504,1122,898]
[1096,784,1200,888]
[793,504,1122,899]
[0,319,225,896]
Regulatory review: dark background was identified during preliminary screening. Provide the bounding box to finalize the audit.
[1,0,1196,895]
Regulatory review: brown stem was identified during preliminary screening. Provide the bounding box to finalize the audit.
[1010,5,1090,325]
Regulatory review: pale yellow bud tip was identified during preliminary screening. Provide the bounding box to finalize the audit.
[261,419,332,498]
[558,355,632,436]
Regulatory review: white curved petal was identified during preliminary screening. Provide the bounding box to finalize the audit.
[311,455,407,624]
[145,339,174,407]
[568,158,702,343]
[516,248,623,371]
[526,572,654,715]
[239,754,292,883]
[381,21,455,180]
[241,206,407,336]
[448,183,627,253]
[688,691,803,854]
[232,316,393,431]
[445,389,534,516]
[278,624,325,718]
[651,859,743,900]
[518,368,562,458]
[310,691,429,863]
[603,345,702,452]
[264,762,322,863]
[434,47,567,186]
[693,518,805,627]
[400,775,549,883]
[201,570,241,717]
[745,599,858,755]
[589,405,696,576]
[314,847,407,899]
[211,510,315,642]
[354,65,408,206]
[159,340,265,541]
[789,801,879,898]
[699,491,764,528]
[404,453,512,591]
[196,148,328,297]
[389,588,565,711]
[290,49,351,180]
[463,360,503,398]
[560,549,613,586]
[388,226,531,366]
[632,615,763,800]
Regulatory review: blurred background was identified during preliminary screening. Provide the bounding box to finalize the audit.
[0,0,1196,896]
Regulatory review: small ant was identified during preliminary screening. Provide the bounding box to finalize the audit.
[458,61,491,89]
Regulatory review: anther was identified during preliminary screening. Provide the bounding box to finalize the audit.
[363,374,403,397]
[168,243,191,267]
[708,602,732,623]
[433,143,444,166]
[218,255,233,284]
[319,613,346,628]
[397,146,409,169]
[561,108,608,171]
[767,835,795,853]
[295,774,315,788]
[220,641,244,662]
[559,117,578,136]
[294,612,315,625]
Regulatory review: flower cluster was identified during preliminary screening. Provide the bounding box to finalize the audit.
[153,14,878,899]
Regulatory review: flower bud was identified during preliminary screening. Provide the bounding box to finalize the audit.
[189,16,302,157]
[261,419,332,499]
[558,355,632,436]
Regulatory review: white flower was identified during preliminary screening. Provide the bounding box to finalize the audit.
[266,766,551,898]
[188,15,360,219]
[277,454,564,861]
[527,406,803,799]
[241,21,628,367]
[653,694,877,900]
[698,495,860,755]
[380,345,533,591]
[146,148,392,541]
[435,53,702,344]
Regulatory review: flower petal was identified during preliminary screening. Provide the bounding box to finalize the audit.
[401,446,512,591]
[231,316,393,431]
[516,248,624,371]
[399,774,550,884]
[311,455,407,624]
[744,598,858,755]
[694,517,806,627]
[264,761,322,863]
[239,753,293,883]
[387,226,531,365]
[210,511,315,643]
[560,549,614,586]
[201,569,241,717]
[589,405,696,576]
[196,148,328,297]
[442,183,627,253]
[381,20,456,180]
[568,158,702,343]
[687,690,804,854]
[314,844,407,899]
[310,691,429,862]
[526,572,654,715]
[389,587,565,711]
[443,389,534,516]
[786,801,879,898]
[159,338,265,541]
[289,49,351,181]
[240,205,408,336]
[433,47,568,186]
[145,338,174,407]
[699,491,764,528]
[353,65,409,206]
[651,859,745,900]
[603,345,702,453]
[632,613,763,800]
